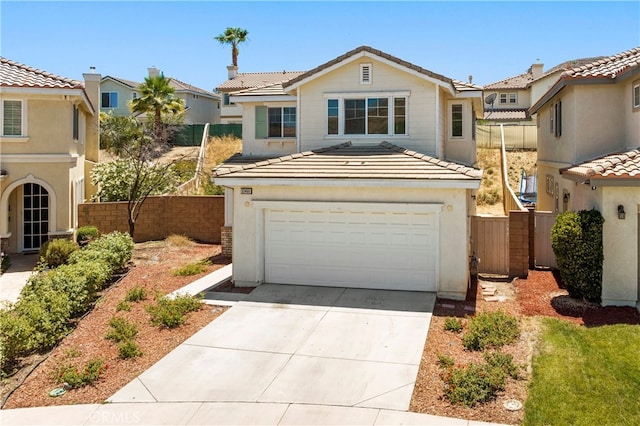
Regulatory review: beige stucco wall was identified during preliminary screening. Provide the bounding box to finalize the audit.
[296,57,440,155]
[624,77,640,146]
[0,91,96,252]
[239,101,298,157]
[484,88,531,110]
[444,99,476,166]
[226,184,473,299]
[178,93,221,125]
[601,187,639,307]
[99,79,135,116]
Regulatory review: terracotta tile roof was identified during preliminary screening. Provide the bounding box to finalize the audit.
[0,57,83,89]
[542,56,606,78]
[561,148,640,179]
[483,109,529,120]
[282,46,481,93]
[561,48,639,79]
[216,71,306,91]
[230,82,290,97]
[484,71,533,90]
[213,142,482,181]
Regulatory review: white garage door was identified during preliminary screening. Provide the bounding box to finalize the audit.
[265,208,437,291]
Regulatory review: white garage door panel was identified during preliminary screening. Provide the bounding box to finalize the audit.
[265,209,437,291]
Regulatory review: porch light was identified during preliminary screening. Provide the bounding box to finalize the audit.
[617,205,625,220]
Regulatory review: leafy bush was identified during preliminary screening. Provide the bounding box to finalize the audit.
[39,238,79,268]
[444,317,463,332]
[105,316,138,343]
[172,260,210,276]
[552,209,604,302]
[116,300,131,312]
[91,159,178,202]
[69,231,134,273]
[484,351,519,379]
[76,225,99,246]
[437,354,455,369]
[47,261,110,316]
[53,357,106,388]
[14,282,71,351]
[0,307,34,372]
[147,294,202,328]
[125,286,147,302]
[171,159,196,184]
[462,311,519,351]
[440,361,507,407]
[1,253,10,273]
[117,340,143,359]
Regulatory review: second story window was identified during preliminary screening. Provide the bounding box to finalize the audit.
[73,105,79,140]
[554,100,562,137]
[223,93,234,106]
[101,92,118,108]
[451,104,463,138]
[499,93,517,104]
[633,82,640,110]
[268,107,296,138]
[2,99,23,136]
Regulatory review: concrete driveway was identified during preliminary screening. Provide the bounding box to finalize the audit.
[109,283,435,411]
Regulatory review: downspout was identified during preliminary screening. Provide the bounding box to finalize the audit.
[296,87,301,152]
[435,86,440,158]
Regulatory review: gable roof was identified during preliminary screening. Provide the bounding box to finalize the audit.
[213,142,481,186]
[216,71,306,92]
[102,75,219,98]
[282,46,482,94]
[484,71,533,90]
[561,148,640,181]
[0,57,83,89]
[530,47,640,114]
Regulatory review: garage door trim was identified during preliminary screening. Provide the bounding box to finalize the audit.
[252,201,442,289]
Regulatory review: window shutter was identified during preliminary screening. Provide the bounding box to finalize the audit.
[255,106,267,139]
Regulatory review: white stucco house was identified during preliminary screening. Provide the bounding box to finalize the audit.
[213,46,483,300]
[530,46,640,308]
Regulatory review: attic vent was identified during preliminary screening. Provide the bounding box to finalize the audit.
[360,63,372,84]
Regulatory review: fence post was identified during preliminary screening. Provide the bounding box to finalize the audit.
[528,208,535,270]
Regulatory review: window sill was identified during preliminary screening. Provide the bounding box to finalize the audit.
[325,134,408,138]
[0,136,29,143]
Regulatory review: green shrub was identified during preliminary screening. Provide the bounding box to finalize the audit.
[39,238,79,268]
[171,159,196,184]
[76,225,99,246]
[1,253,10,273]
[125,286,147,302]
[53,357,106,388]
[437,354,455,369]
[105,316,138,343]
[551,209,604,302]
[117,340,143,359]
[462,311,519,351]
[116,300,132,312]
[483,351,519,379]
[0,307,34,372]
[444,317,463,332]
[69,231,134,273]
[147,294,202,328]
[14,282,71,351]
[172,260,210,276]
[441,361,507,407]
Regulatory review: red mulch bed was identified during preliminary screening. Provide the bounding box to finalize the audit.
[410,268,640,425]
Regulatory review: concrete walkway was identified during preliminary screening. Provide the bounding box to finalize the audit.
[0,265,509,426]
[0,253,38,305]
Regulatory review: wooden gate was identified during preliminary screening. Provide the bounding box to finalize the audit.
[534,211,557,268]
[471,215,509,275]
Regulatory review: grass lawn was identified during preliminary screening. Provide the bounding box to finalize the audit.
[524,318,640,425]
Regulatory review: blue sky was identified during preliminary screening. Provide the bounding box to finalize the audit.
[1,1,639,91]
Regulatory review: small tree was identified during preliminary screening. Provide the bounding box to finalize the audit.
[214,27,249,67]
[551,209,604,302]
[94,111,181,238]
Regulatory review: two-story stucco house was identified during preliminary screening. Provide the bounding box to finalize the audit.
[530,46,640,309]
[213,46,483,300]
[0,58,100,254]
[100,67,221,125]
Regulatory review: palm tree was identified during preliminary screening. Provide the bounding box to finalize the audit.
[130,74,184,144]
[214,27,249,67]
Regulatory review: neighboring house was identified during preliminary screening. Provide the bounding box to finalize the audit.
[529,46,640,308]
[213,46,483,300]
[100,67,221,124]
[0,58,100,254]
[215,67,305,124]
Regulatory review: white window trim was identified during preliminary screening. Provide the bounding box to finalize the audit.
[633,82,640,110]
[449,102,464,139]
[323,92,410,137]
[360,63,372,85]
[268,106,296,138]
[1,99,27,138]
